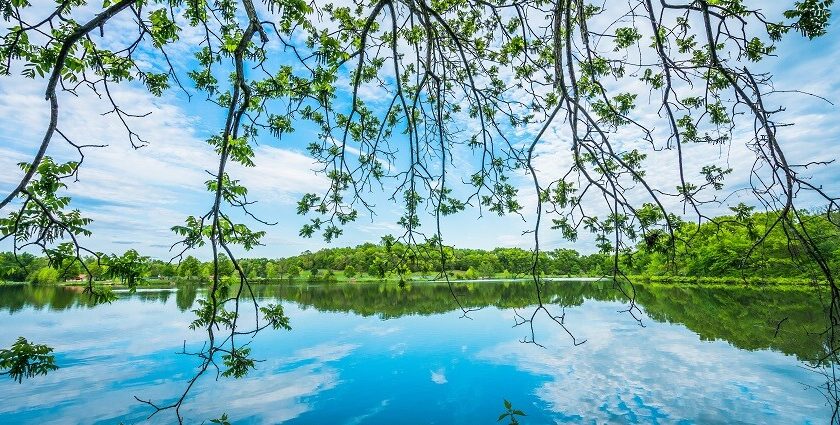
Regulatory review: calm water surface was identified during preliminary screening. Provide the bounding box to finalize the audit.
[0,281,833,424]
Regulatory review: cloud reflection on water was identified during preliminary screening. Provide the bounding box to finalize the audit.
[0,287,832,424]
[478,300,828,424]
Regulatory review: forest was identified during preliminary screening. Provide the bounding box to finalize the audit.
[3,205,836,284]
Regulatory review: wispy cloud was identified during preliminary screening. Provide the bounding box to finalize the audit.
[0,72,335,257]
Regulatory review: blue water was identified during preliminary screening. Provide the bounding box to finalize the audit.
[0,283,832,424]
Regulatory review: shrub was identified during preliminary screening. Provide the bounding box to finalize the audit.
[344,265,357,278]
[464,267,479,280]
[29,267,59,285]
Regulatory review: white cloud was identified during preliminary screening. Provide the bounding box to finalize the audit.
[236,145,329,204]
[0,71,331,257]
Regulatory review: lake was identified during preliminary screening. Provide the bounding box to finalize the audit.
[0,281,834,424]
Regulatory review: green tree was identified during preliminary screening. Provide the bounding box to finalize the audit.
[178,256,202,280]
[287,265,301,279]
[0,253,34,282]
[265,262,279,279]
[344,265,357,279]
[478,261,497,278]
[464,267,479,280]
[28,267,59,285]
[104,250,150,287]
[369,253,389,279]
[216,255,235,279]
[550,249,582,276]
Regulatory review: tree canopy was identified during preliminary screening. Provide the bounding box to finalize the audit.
[1,0,839,422]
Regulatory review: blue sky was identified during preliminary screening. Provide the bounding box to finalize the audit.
[1,3,839,260]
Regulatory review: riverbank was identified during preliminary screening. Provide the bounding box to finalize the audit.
[627,275,818,286]
[2,273,818,288]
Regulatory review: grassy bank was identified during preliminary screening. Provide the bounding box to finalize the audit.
[626,275,817,286]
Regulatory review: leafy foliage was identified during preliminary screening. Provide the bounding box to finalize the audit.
[104,250,150,289]
[1,0,839,421]
[0,337,58,383]
[498,399,526,425]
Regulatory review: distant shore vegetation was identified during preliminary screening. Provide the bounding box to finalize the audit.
[1,208,837,286]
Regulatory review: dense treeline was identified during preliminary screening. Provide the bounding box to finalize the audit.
[0,237,608,283]
[620,206,840,280]
[236,241,611,280]
[0,244,608,283]
[1,207,837,284]
[0,239,610,283]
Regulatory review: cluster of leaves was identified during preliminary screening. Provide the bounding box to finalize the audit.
[0,158,90,248]
[0,337,58,384]
[498,399,526,425]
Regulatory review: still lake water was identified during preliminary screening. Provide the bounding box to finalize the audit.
[0,281,834,424]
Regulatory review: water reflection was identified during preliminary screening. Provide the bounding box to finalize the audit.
[1,282,827,362]
[0,282,832,423]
